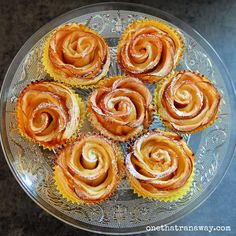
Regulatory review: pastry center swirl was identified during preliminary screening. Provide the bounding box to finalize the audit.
[17,82,80,145]
[126,131,194,193]
[89,77,153,140]
[56,135,121,202]
[48,24,109,79]
[157,71,221,132]
[118,24,178,79]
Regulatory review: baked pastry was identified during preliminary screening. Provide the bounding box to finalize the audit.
[54,134,123,204]
[117,19,184,82]
[17,81,84,149]
[43,23,110,87]
[155,71,221,133]
[125,130,195,201]
[87,76,153,142]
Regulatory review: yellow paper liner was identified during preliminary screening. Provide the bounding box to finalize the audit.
[87,75,154,142]
[53,133,123,205]
[126,165,195,202]
[54,166,82,204]
[117,19,184,83]
[42,23,111,89]
[16,81,85,150]
[154,70,220,134]
[125,129,195,202]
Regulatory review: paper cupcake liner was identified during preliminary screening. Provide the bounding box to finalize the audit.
[117,19,184,83]
[16,80,85,150]
[125,159,195,202]
[87,75,154,142]
[42,23,110,89]
[54,166,82,204]
[154,70,220,134]
[53,133,123,205]
[124,128,195,202]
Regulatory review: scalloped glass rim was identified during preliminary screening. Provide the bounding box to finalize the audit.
[0,2,235,235]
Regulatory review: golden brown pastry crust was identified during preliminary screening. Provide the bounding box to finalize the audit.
[125,129,195,201]
[54,134,123,204]
[117,19,184,83]
[87,76,153,142]
[43,23,110,87]
[155,71,221,133]
[17,81,84,149]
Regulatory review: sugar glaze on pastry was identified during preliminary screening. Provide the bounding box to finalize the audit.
[43,23,110,87]
[54,134,122,204]
[117,19,184,82]
[125,130,194,201]
[17,81,83,148]
[155,71,221,133]
[88,76,153,141]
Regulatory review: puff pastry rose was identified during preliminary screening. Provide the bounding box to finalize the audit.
[117,19,184,82]
[155,71,221,133]
[54,134,123,204]
[17,81,84,149]
[125,130,194,201]
[43,23,110,87]
[87,76,153,142]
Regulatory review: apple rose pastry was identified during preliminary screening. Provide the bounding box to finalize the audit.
[17,81,84,149]
[54,134,123,204]
[155,71,221,133]
[117,19,184,83]
[87,76,153,142]
[43,23,110,87]
[125,130,195,201]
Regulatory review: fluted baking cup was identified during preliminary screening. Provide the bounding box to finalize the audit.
[16,80,85,150]
[54,133,123,205]
[154,70,220,134]
[42,23,110,88]
[117,19,184,83]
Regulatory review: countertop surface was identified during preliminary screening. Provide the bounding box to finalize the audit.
[0,0,235,235]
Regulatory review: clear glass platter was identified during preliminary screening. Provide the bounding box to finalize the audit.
[0,2,235,235]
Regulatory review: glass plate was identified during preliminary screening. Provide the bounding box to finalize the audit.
[0,3,235,235]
